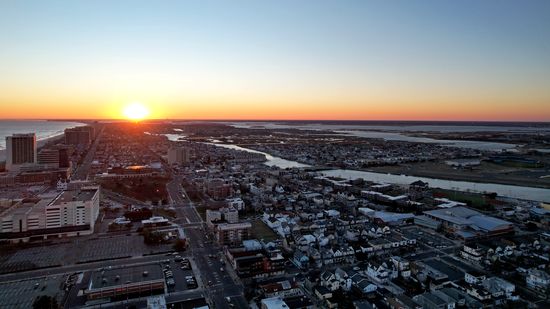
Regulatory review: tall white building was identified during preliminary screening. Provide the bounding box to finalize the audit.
[6,133,37,172]
[46,186,100,230]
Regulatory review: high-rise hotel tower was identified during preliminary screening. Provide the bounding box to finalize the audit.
[6,133,37,171]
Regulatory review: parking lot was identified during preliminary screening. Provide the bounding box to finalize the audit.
[76,235,146,263]
[161,255,198,293]
[0,235,173,273]
[424,259,464,281]
[0,276,65,308]
[0,245,70,274]
[61,257,200,307]
[441,255,479,273]
[401,226,456,249]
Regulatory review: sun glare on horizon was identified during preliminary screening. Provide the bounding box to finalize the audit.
[123,102,150,121]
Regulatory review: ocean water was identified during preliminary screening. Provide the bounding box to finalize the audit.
[0,120,85,150]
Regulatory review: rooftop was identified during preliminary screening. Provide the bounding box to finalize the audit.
[49,188,98,206]
[261,297,289,309]
[1,199,49,217]
[373,211,415,223]
[424,206,512,232]
[217,222,252,230]
[89,264,164,290]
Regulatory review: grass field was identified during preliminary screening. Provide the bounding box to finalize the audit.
[433,189,490,209]
[195,206,207,221]
[153,208,177,219]
[251,219,278,241]
[100,177,170,203]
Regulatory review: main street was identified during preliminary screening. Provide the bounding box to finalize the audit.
[166,174,248,308]
[167,175,203,224]
[0,167,247,308]
[73,125,104,180]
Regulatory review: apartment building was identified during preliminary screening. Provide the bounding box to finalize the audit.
[215,222,251,245]
[65,126,95,145]
[167,147,191,165]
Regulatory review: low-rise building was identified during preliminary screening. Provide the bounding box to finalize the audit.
[423,206,513,239]
[526,268,550,291]
[225,245,285,279]
[206,207,239,226]
[226,197,245,211]
[413,290,457,309]
[460,245,484,264]
[261,297,289,309]
[215,222,251,245]
[85,264,164,301]
[482,277,517,300]
[206,178,233,200]
[259,279,303,299]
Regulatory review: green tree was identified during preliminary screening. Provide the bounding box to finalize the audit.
[173,238,187,251]
[32,295,59,309]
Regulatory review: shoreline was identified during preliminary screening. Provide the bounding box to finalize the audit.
[0,134,64,162]
[371,168,550,189]
[322,169,550,202]
[313,166,550,190]
[366,163,550,190]
[220,143,550,191]
[211,142,550,190]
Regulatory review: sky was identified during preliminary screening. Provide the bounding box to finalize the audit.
[0,0,549,121]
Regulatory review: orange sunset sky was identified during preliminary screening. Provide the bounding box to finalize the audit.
[0,1,549,121]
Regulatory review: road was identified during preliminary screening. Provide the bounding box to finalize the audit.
[166,175,203,224]
[73,125,103,180]
[0,169,247,308]
[102,188,149,207]
[166,175,248,308]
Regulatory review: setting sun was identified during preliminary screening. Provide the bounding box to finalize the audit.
[123,102,149,121]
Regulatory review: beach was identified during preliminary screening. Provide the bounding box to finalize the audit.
[0,120,85,162]
[0,134,65,162]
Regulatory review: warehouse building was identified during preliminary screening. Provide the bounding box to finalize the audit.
[423,206,513,239]
[85,264,165,301]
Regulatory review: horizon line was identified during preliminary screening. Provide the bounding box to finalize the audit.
[0,118,549,124]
